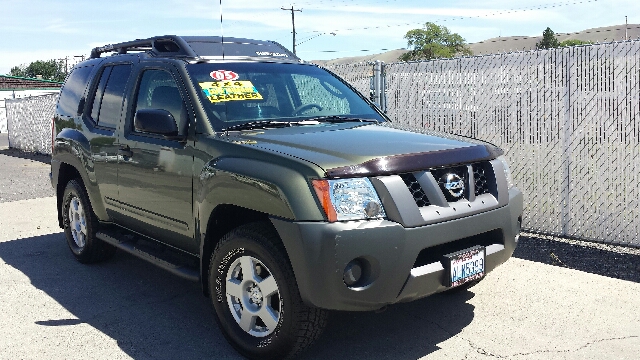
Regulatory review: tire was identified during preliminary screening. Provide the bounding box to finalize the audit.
[61,179,116,263]
[209,223,328,360]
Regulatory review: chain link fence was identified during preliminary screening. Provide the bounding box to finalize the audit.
[325,40,640,247]
[5,93,57,154]
[6,44,640,246]
[0,100,7,133]
[323,62,375,101]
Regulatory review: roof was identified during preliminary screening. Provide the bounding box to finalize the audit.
[0,75,63,90]
[469,23,640,55]
[312,23,640,64]
[310,49,410,66]
[90,35,300,62]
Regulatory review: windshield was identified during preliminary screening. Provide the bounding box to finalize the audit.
[186,62,386,130]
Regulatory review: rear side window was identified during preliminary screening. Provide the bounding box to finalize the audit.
[89,64,132,128]
[57,65,93,117]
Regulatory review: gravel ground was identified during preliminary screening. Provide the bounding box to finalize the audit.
[0,134,638,283]
[0,146,54,203]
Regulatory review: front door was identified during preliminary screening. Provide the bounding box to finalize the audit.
[114,66,195,252]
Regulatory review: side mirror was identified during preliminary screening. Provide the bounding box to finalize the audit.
[134,109,180,138]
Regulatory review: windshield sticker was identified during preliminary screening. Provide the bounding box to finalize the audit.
[209,70,239,81]
[199,81,263,103]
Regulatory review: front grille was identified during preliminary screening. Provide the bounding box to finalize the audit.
[431,165,469,202]
[472,163,490,196]
[412,229,504,268]
[399,161,496,207]
[399,173,430,207]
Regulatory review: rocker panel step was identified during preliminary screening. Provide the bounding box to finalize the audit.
[96,229,200,282]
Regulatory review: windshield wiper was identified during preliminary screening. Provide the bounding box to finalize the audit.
[303,115,378,123]
[222,120,290,132]
[221,117,377,132]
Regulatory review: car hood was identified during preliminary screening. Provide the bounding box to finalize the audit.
[227,123,502,177]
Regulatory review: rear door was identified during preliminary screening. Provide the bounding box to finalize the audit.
[113,63,196,252]
[84,63,133,217]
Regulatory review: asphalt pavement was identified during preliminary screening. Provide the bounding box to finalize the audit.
[0,146,639,360]
[0,132,7,148]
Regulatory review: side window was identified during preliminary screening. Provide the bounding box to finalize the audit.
[89,64,132,128]
[90,67,111,121]
[57,65,94,117]
[134,69,187,135]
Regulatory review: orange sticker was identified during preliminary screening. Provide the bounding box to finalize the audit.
[210,70,239,81]
[199,81,263,103]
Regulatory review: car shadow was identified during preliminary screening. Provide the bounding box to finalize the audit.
[0,148,51,164]
[513,235,640,283]
[303,291,475,359]
[0,232,476,359]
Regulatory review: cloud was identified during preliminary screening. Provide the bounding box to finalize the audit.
[43,19,80,34]
[2,0,640,67]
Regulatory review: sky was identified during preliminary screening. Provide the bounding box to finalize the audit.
[1,0,639,75]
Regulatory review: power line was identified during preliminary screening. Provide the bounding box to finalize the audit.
[296,32,336,46]
[299,0,601,35]
[293,0,398,8]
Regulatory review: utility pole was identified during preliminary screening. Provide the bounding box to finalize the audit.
[625,16,628,40]
[57,57,68,76]
[281,6,302,55]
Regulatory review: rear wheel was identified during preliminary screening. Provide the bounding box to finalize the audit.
[61,179,115,263]
[209,223,327,360]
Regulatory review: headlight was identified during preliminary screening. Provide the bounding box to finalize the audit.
[497,156,515,189]
[312,178,386,222]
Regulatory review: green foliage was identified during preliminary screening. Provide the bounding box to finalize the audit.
[9,59,66,82]
[536,27,560,50]
[559,39,592,47]
[399,22,472,61]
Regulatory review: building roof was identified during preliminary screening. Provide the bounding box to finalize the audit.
[0,75,63,90]
[312,23,640,65]
[468,23,640,55]
[310,49,409,66]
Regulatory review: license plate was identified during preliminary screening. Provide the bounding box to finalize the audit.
[443,246,485,287]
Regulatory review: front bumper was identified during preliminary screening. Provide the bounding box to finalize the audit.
[272,187,523,311]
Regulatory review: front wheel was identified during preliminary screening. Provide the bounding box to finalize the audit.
[209,223,327,360]
[61,179,115,263]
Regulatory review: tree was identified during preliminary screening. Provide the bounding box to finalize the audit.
[9,59,66,82]
[536,27,560,50]
[399,22,472,61]
[559,39,592,47]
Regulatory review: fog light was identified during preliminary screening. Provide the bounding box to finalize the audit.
[343,260,362,286]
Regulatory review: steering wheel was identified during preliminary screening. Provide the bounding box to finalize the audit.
[321,81,347,99]
[293,103,323,116]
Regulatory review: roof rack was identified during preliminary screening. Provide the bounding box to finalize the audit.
[90,35,299,61]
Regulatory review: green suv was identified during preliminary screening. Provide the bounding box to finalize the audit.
[51,35,523,359]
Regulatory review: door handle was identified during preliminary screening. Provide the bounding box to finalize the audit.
[118,144,133,158]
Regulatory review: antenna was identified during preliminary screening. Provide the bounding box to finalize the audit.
[219,0,224,58]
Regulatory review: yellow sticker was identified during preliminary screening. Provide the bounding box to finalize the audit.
[199,80,263,103]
